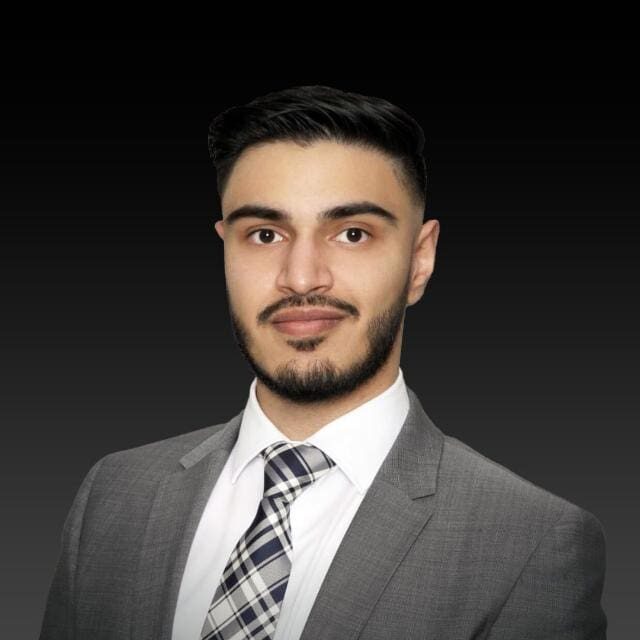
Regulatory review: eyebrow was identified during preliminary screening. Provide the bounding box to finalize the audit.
[223,200,400,229]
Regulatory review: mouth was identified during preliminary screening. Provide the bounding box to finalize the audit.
[272,317,345,336]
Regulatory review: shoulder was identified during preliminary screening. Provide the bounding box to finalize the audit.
[437,433,605,537]
[442,436,611,637]
[87,419,232,486]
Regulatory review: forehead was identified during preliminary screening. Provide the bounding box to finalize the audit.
[221,139,411,219]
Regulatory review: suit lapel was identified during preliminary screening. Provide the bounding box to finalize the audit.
[299,385,444,640]
[130,409,244,640]
[130,383,443,640]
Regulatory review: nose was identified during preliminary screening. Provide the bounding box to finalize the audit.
[275,233,333,296]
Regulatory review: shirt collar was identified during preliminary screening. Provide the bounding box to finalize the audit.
[229,367,410,495]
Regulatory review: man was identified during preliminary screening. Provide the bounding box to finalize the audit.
[39,85,608,639]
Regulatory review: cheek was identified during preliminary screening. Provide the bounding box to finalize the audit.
[347,254,406,295]
[225,258,275,309]
[226,247,269,283]
[338,271,404,321]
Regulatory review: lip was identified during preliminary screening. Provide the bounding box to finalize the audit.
[272,317,345,336]
[271,309,347,323]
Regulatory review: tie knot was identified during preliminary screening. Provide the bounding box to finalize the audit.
[261,441,336,504]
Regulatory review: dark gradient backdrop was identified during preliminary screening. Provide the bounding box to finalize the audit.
[1,40,637,639]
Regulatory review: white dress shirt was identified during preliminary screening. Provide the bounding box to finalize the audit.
[172,366,410,640]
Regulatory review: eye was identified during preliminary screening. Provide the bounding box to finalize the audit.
[335,227,372,244]
[246,226,372,246]
[247,228,285,245]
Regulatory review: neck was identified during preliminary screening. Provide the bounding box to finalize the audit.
[255,358,401,441]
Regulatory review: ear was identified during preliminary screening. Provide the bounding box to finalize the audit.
[215,219,225,241]
[407,219,440,307]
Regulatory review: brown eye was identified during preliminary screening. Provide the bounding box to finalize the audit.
[336,228,371,244]
[247,229,284,245]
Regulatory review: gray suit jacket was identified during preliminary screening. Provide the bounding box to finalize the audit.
[39,385,607,639]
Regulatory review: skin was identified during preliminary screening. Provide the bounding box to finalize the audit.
[215,139,439,441]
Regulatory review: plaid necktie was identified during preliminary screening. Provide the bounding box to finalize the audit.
[199,440,336,640]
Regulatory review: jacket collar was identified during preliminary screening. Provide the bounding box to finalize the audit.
[179,383,440,498]
[132,383,444,640]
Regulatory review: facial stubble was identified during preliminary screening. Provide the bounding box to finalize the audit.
[227,272,411,404]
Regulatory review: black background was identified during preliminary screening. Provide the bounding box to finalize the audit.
[1,40,637,638]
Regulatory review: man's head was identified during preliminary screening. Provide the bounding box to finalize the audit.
[208,85,439,405]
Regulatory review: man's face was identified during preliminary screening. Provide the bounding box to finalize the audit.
[215,140,437,404]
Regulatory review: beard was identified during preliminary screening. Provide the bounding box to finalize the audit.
[226,272,411,404]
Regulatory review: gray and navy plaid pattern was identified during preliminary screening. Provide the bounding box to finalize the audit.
[199,440,336,640]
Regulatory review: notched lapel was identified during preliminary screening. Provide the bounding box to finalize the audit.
[130,410,244,640]
[128,385,443,640]
[300,386,444,640]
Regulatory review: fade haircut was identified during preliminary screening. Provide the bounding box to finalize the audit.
[207,85,427,220]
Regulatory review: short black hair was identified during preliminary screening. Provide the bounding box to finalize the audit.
[207,85,427,218]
